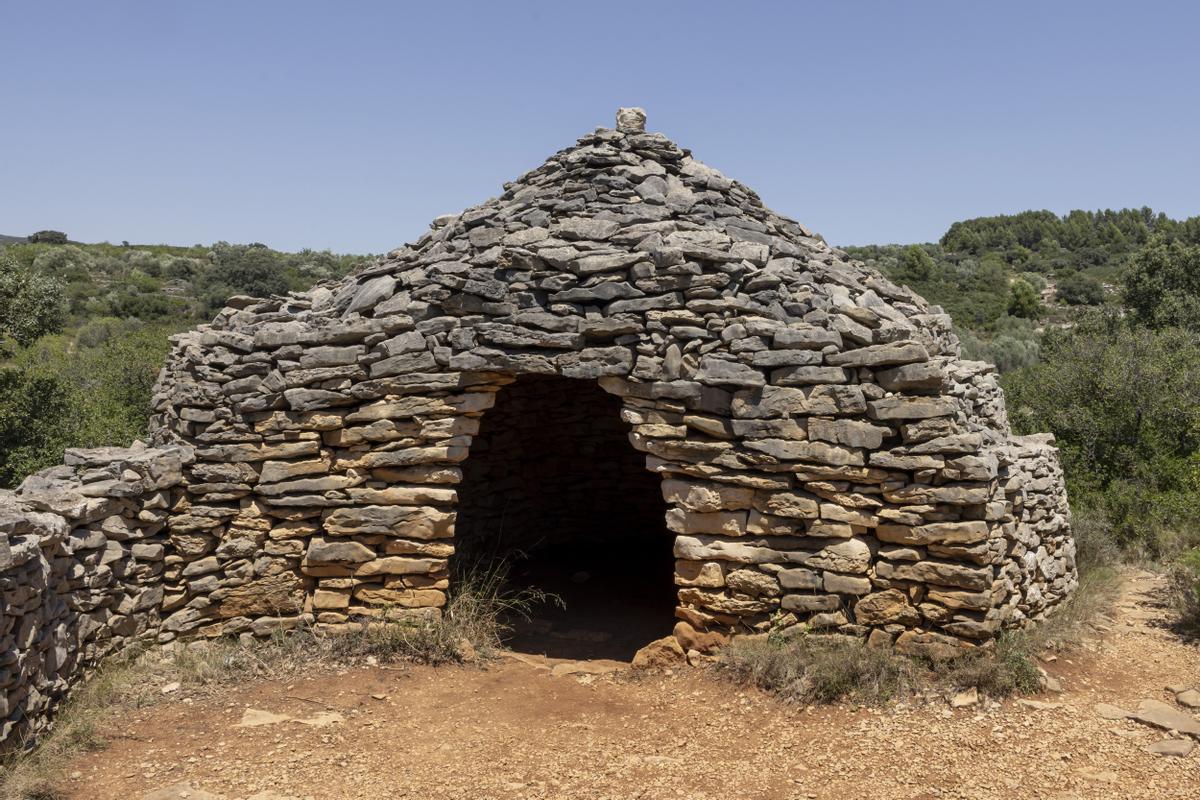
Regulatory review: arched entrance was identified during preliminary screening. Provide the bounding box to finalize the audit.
[453,375,676,660]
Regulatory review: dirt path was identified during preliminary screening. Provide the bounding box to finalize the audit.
[63,571,1199,800]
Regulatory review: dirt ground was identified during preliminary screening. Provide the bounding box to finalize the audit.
[63,571,1199,800]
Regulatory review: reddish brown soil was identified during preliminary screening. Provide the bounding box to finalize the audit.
[63,571,1200,799]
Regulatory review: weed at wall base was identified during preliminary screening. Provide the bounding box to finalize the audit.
[717,557,1123,708]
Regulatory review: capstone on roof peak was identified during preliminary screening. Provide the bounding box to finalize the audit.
[616,106,647,134]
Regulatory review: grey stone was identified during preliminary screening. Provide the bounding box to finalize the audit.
[868,396,957,420]
[1146,738,1194,757]
[616,107,647,133]
[778,567,821,590]
[826,342,929,368]
[1132,699,1200,737]
[346,275,396,313]
[808,418,891,449]
[695,357,765,388]
[875,362,944,392]
[306,538,375,564]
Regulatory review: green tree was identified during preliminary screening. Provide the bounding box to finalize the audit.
[198,242,289,314]
[0,255,68,352]
[1006,277,1042,319]
[1122,240,1200,330]
[898,244,936,283]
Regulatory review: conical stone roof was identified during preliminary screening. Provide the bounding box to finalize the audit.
[325,109,958,361]
[162,108,973,416]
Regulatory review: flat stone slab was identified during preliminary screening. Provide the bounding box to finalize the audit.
[1017,699,1062,711]
[235,708,292,727]
[233,707,344,728]
[1176,688,1200,709]
[142,785,224,800]
[1095,702,1134,720]
[1146,738,1195,757]
[550,661,624,678]
[1132,699,1200,737]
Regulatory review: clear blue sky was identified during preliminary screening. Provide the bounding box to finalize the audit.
[2,1,1198,253]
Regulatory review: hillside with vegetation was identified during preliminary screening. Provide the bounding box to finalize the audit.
[0,232,372,486]
[849,209,1200,620]
[845,207,1200,372]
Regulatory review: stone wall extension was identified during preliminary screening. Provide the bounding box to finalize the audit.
[1,445,188,749]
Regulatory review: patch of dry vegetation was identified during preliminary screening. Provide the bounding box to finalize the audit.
[716,634,926,705]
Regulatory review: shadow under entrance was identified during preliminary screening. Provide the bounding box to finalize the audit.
[453,375,675,661]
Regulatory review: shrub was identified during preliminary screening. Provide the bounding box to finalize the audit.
[197,242,290,314]
[897,244,937,282]
[959,328,1041,373]
[30,245,93,275]
[1055,272,1105,305]
[1068,504,1123,575]
[1003,314,1200,554]
[1168,548,1200,636]
[717,629,1057,707]
[27,230,68,244]
[937,634,1042,697]
[0,324,175,487]
[0,365,73,487]
[1019,271,1048,292]
[330,558,555,664]
[0,256,67,352]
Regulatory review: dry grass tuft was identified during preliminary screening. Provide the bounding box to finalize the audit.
[718,633,925,705]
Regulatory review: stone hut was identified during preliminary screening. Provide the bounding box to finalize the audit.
[1,108,1075,747]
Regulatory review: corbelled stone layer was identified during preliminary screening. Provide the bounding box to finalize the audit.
[1,111,1076,749]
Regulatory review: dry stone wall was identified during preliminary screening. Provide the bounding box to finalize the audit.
[1,445,188,749]
[1,109,1078,749]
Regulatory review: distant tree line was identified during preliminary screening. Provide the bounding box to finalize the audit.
[940,207,1200,274]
